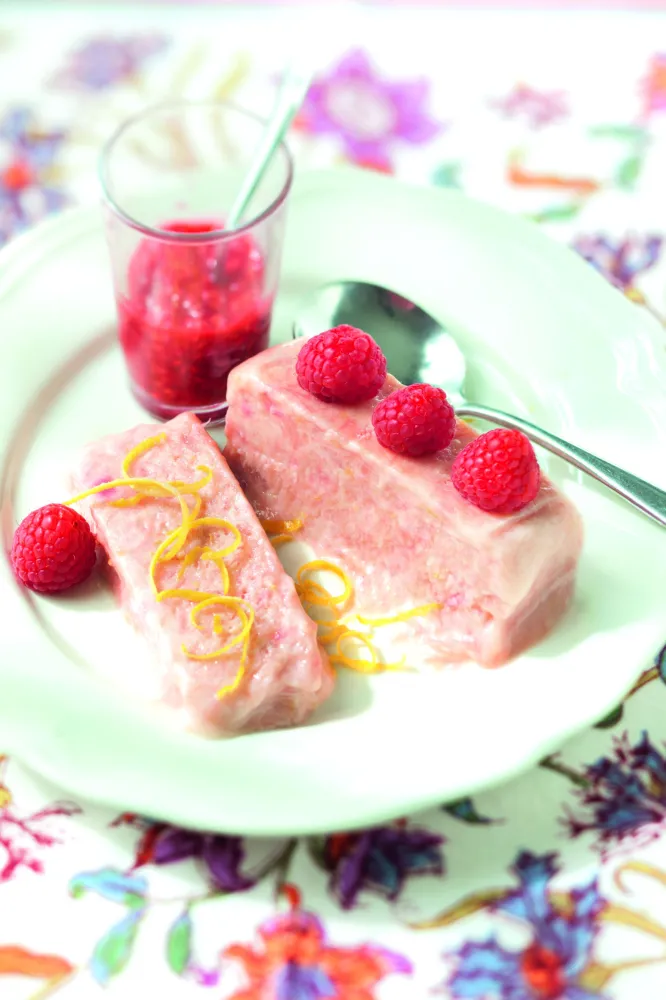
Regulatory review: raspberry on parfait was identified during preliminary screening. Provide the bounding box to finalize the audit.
[372,383,456,457]
[296,325,387,404]
[452,428,541,515]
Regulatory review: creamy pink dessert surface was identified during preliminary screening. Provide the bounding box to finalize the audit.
[224,341,584,667]
[71,412,332,735]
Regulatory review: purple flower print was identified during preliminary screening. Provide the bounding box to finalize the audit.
[0,107,68,246]
[112,814,254,893]
[446,852,605,999]
[573,232,663,291]
[321,822,444,909]
[297,49,442,170]
[565,732,666,852]
[52,34,169,91]
[147,824,254,893]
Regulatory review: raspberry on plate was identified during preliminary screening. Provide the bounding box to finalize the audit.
[10,503,97,594]
[296,325,387,404]
[372,383,456,457]
[451,428,541,514]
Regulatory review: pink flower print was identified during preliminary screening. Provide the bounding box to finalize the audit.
[491,83,568,129]
[643,54,666,117]
[0,757,79,882]
[297,49,442,171]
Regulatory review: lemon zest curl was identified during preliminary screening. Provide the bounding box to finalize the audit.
[66,433,253,700]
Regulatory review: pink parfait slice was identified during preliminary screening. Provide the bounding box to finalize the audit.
[224,341,584,668]
[71,412,332,735]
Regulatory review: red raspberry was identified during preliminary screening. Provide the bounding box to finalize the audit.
[451,428,540,514]
[296,325,387,404]
[10,504,97,594]
[372,383,456,457]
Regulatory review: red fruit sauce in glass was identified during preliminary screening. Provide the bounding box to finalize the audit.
[117,220,271,422]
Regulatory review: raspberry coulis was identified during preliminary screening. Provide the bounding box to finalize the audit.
[118,219,271,422]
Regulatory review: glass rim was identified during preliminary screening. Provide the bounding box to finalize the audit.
[98,98,294,243]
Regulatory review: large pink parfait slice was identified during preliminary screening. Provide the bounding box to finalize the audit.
[71,412,332,735]
[224,341,583,667]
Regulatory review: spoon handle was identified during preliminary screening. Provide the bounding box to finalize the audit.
[226,61,313,230]
[456,404,666,528]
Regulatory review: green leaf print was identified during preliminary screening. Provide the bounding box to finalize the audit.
[166,910,192,976]
[90,909,144,985]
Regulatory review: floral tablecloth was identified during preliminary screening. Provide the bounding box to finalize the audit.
[2,4,666,998]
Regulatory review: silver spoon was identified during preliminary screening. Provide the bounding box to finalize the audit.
[226,59,313,230]
[294,280,666,529]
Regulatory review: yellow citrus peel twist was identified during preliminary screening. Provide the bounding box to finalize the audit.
[293,558,436,675]
[259,514,436,675]
[66,433,253,700]
[261,517,304,548]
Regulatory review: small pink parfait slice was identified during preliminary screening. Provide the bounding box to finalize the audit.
[224,340,584,668]
[70,412,332,735]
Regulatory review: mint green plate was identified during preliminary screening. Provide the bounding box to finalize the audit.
[1,170,665,834]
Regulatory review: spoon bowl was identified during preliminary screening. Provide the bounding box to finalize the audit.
[296,281,467,404]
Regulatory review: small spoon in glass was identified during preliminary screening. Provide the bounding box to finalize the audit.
[293,280,666,529]
[226,58,313,230]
